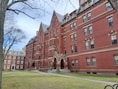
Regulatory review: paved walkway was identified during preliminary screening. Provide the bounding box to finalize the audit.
[32,70,117,85]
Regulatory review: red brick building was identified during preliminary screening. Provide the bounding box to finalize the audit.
[4,50,25,71]
[25,0,118,75]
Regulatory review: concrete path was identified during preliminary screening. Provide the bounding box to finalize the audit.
[32,70,117,85]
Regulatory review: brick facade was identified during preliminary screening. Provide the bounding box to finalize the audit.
[25,0,118,75]
[4,50,25,71]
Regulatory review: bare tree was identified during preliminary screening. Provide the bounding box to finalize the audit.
[0,0,63,89]
[3,27,26,59]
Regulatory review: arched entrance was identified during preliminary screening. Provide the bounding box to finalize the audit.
[53,58,57,69]
[60,59,64,69]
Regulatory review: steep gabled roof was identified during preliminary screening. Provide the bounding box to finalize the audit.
[42,23,49,33]
[55,12,64,23]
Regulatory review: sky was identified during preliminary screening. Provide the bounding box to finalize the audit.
[11,0,79,50]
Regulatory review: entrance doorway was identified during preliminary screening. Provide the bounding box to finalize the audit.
[54,58,57,69]
[60,59,64,69]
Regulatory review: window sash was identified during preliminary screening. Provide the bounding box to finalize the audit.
[106,2,112,11]
[114,56,118,65]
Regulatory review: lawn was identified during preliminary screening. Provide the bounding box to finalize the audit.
[2,71,106,89]
[59,72,118,82]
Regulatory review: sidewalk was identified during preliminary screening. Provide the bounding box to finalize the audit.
[34,71,117,85]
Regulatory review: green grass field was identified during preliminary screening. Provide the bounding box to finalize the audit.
[2,71,115,89]
[59,72,118,82]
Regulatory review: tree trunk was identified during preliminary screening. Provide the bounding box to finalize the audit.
[0,11,5,89]
[0,1,8,89]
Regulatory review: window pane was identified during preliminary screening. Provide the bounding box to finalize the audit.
[84,28,88,36]
[87,12,91,20]
[83,15,87,22]
[108,17,114,27]
[114,56,118,65]
[89,26,93,34]
[86,58,90,66]
[92,57,96,66]
[106,2,112,11]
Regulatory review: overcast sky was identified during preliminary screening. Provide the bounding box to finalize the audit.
[11,0,79,50]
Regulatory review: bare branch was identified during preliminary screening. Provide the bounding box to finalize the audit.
[7,8,35,19]
[7,0,27,9]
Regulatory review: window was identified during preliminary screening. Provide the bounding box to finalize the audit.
[70,24,73,30]
[70,35,73,41]
[106,2,112,11]
[92,57,96,66]
[7,65,10,69]
[73,22,77,29]
[21,61,24,64]
[84,28,88,36]
[20,65,23,69]
[71,44,77,53]
[71,45,74,53]
[90,39,94,49]
[88,25,93,34]
[85,41,89,50]
[73,33,77,40]
[114,55,118,65]
[87,12,91,20]
[111,35,117,44]
[108,17,114,27]
[71,60,74,66]
[16,65,19,69]
[75,60,78,66]
[74,44,78,52]
[8,60,11,64]
[86,58,90,66]
[17,60,20,64]
[83,15,87,22]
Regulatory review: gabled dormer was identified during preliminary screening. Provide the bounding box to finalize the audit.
[79,0,100,11]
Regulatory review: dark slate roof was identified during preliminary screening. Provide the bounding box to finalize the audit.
[42,23,49,33]
[26,36,37,46]
[55,12,64,23]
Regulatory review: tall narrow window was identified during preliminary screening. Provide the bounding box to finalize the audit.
[74,33,77,40]
[92,57,96,66]
[87,12,91,20]
[70,35,73,41]
[90,39,94,49]
[88,25,93,34]
[111,35,117,45]
[84,28,88,36]
[86,58,90,66]
[74,44,77,52]
[71,45,74,53]
[114,55,118,65]
[71,60,74,66]
[83,15,87,22]
[73,22,77,29]
[106,2,112,11]
[70,24,73,30]
[108,17,114,27]
[85,41,89,50]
